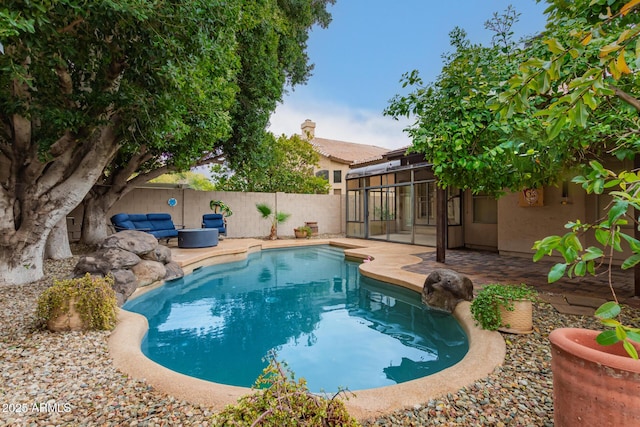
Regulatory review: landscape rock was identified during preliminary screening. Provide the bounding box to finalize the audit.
[74,248,141,275]
[100,230,158,255]
[73,233,183,305]
[142,244,172,263]
[164,261,184,281]
[131,260,167,287]
[110,269,138,305]
[422,268,474,313]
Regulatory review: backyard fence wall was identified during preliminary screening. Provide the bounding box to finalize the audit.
[67,186,345,240]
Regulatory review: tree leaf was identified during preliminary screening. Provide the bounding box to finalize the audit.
[595,301,621,320]
[621,253,640,270]
[615,50,632,75]
[623,340,639,359]
[620,0,640,16]
[544,38,566,55]
[548,263,567,282]
[546,116,567,139]
[596,330,620,346]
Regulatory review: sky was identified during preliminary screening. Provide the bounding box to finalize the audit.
[268,0,550,150]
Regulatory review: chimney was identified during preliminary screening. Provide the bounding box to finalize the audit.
[301,119,316,139]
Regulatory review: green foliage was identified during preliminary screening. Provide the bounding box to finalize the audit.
[210,200,233,217]
[1,0,335,251]
[212,133,330,194]
[387,3,639,196]
[256,203,291,240]
[295,225,313,238]
[532,162,640,358]
[150,172,215,191]
[211,354,359,427]
[385,8,580,196]
[470,284,537,331]
[492,0,640,141]
[36,273,117,331]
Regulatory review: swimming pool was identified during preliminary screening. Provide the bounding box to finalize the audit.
[123,245,468,392]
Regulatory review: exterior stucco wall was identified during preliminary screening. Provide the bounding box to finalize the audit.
[315,156,349,195]
[68,187,345,240]
[496,182,587,258]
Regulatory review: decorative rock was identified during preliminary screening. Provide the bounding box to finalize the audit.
[422,268,474,313]
[73,233,184,305]
[110,269,138,306]
[74,248,141,275]
[101,230,158,255]
[131,260,167,287]
[164,261,184,281]
[142,244,172,263]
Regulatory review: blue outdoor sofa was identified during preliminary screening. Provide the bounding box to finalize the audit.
[110,213,182,241]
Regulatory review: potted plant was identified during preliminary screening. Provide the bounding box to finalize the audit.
[470,283,537,334]
[210,200,233,217]
[294,225,312,239]
[533,162,640,425]
[36,273,118,332]
[256,203,291,240]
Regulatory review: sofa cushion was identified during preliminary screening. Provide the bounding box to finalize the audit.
[111,213,136,230]
[128,214,154,231]
[147,213,176,231]
[150,229,179,239]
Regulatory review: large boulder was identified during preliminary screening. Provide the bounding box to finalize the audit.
[131,260,167,287]
[74,233,184,306]
[421,268,474,313]
[110,269,138,306]
[142,244,172,263]
[74,248,141,275]
[101,230,159,255]
[164,261,184,281]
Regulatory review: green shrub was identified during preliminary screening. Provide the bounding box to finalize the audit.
[36,273,117,330]
[212,354,359,426]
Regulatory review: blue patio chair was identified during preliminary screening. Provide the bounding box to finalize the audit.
[202,213,227,237]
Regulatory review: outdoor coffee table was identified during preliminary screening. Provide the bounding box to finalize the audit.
[178,228,219,248]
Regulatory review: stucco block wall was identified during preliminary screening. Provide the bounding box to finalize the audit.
[66,187,345,240]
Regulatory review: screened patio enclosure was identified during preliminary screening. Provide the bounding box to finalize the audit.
[345,160,461,247]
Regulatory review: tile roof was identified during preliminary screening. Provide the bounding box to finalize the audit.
[309,137,390,165]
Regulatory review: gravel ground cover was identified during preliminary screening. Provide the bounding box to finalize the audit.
[2,252,638,426]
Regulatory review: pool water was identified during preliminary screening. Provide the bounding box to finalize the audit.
[123,245,468,392]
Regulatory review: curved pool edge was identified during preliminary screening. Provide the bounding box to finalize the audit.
[108,238,506,421]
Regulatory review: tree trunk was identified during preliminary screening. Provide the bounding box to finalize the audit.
[81,194,113,245]
[45,218,73,260]
[1,117,121,286]
[0,234,49,286]
[270,224,277,240]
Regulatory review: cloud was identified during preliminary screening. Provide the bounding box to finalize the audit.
[268,98,413,150]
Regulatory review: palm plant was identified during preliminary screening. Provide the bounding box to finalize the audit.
[256,203,291,240]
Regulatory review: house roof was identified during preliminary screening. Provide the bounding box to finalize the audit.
[310,137,390,165]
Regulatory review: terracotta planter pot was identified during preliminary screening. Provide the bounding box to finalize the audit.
[294,229,306,238]
[497,299,533,334]
[549,328,640,426]
[47,297,85,332]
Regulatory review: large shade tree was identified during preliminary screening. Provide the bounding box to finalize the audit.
[386,4,637,195]
[0,0,334,285]
[79,0,334,245]
[211,133,330,194]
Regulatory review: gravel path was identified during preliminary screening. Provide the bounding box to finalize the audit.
[2,254,638,426]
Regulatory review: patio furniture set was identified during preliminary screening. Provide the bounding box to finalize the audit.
[110,213,226,248]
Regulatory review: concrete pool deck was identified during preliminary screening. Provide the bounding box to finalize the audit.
[108,238,505,420]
